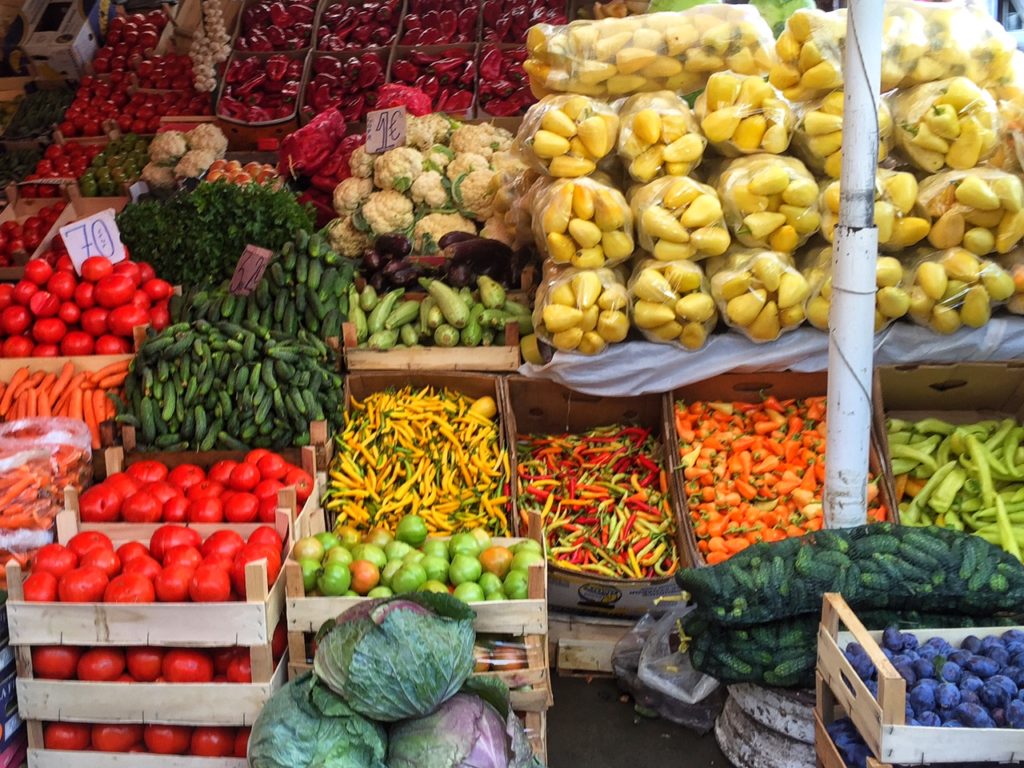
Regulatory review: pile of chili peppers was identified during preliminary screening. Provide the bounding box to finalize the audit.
[517,425,678,580]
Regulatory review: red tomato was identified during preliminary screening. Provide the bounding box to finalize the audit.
[231,543,281,597]
[150,525,202,561]
[126,460,168,483]
[141,278,173,301]
[163,649,214,682]
[126,646,164,682]
[248,526,284,552]
[207,461,238,485]
[130,290,151,310]
[187,479,225,501]
[200,532,246,561]
[104,572,155,603]
[167,463,205,491]
[1,335,32,357]
[187,497,223,523]
[60,330,94,356]
[234,727,250,758]
[190,726,235,757]
[113,261,142,287]
[28,290,60,318]
[92,723,144,753]
[137,262,156,283]
[32,543,78,578]
[94,274,135,308]
[80,307,108,336]
[47,270,76,301]
[78,487,121,528]
[81,256,114,282]
[23,259,53,286]
[32,645,82,680]
[44,722,91,750]
[116,541,150,563]
[284,468,315,503]
[95,334,131,354]
[253,479,284,504]
[108,303,148,336]
[122,554,162,581]
[154,564,193,602]
[149,302,169,330]
[0,284,13,312]
[255,453,288,481]
[122,491,162,523]
[273,621,287,661]
[33,317,67,344]
[80,546,121,578]
[23,570,58,602]
[67,530,114,558]
[223,492,259,523]
[58,566,109,603]
[11,280,37,306]
[144,480,181,507]
[0,305,30,335]
[32,342,59,357]
[162,495,189,523]
[73,281,95,308]
[190,563,232,602]
[243,449,272,465]
[228,462,260,492]
[77,648,125,681]
[226,652,252,683]
[163,545,202,570]
[104,472,141,501]
[258,494,279,523]
[145,724,193,755]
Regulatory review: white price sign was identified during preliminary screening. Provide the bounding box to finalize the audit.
[365,105,407,154]
[60,209,126,274]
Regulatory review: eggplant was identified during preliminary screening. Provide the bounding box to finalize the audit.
[375,233,412,259]
[368,271,387,292]
[391,267,420,287]
[438,231,477,249]
[362,248,384,272]
[382,257,415,278]
[446,261,474,287]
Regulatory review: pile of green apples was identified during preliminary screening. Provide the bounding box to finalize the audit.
[291,514,545,602]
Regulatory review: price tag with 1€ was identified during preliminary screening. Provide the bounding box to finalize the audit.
[230,244,274,296]
[365,105,406,154]
[60,209,126,274]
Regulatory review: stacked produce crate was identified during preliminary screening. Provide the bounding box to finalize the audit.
[0,596,24,768]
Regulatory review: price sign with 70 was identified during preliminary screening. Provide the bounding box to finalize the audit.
[60,209,126,274]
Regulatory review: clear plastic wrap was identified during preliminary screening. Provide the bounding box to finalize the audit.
[819,170,931,252]
[524,7,777,101]
[0,441,57,532]
[638,603,720,706]
[693,71,795,157]
[516,94,620,177]
[890,77,1000,173]
[999,247,1024,314]
[791,89,893,178]
[770,1,1016,102]
[801,246,912,333]
[706,248,809,342]
[715,154,820,253]
[917,168,1024,255]
[617,91,704,182]
[630,176,730,262]
[532,176,635,268]
[628,259,716,349]
[0,418,93,497]
[906,247,1016,334]
[533,265,631,354]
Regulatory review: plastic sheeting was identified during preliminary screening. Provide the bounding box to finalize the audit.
[519,316,1024,396]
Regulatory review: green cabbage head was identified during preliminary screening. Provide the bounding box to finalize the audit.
[314,592,476,721]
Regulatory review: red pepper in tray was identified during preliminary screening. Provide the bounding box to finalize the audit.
[317,0,401,50]
[218,55,301,123]
[389,48,474,115]
[481,0,566,42]
[235,0,317,51]
[303,53,385,122]
[401,0,479,44]
[477,45,534,116]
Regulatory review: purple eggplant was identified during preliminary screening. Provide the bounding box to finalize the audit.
[374,233,412,259]
[438,231,477,249]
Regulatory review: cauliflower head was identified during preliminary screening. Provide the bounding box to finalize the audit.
[411,170,451,210]
[185,123,228,158]
[424,144,455,173]
[414,212,476,254]
[406,114,457,151]
[141,162,177,189]
[333,176,374,215]
[450,123,514,159]
[373,146,423,192]
[349,145,374,179]
[325,215,371,259]
[361,190,415,235]
[453,169,497,221]
[175,149,217,179]
[481,215,514,246]
[446,152,489,182]
[149,131,188,165]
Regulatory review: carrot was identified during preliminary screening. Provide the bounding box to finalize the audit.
[0,368,27,415]
[70,388,84,421]
[82,388,99,450]
[89,359,131,382]
[93,389,107,438]
[26,388,37,418]
[96,372,128,389]
[47,362,75,405]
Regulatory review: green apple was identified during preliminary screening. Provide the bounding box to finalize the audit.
[380,559,404,588]
[396,515,429,547]
[449,532,481,558]
[449,554,482,585]
[324,547,353,567]
[350,543,387,570]
[421,539,450,560]
[503,568,529,600]
[453,582,485,603]
[418,579,449,594]
[392,562,428,594]
[367,586,394,598]
[478,572,503,595]
[421,554,450,583]
[384,540,413,561]
[298,559,321,592]
[512,550,545,572]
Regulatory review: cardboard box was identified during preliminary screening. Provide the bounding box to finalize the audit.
[505,376,686,618]
[18,0,103,80]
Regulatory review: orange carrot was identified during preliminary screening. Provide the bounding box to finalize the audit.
[0,368,27,415]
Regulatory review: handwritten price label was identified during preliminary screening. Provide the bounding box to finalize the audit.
[365,106,406,154]
[60,210,126,274]
[229,244,274,296]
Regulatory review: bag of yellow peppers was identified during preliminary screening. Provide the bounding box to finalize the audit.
[907,247,1015,334]
[917,169,1024,255]
[890,77,1000,173]
[694,71,795,157]
[628,259,716,350]
[617,91,704,182]
[517,94,619,178]
[791,89,893,178]
[819,170,931,252]
[531,176,635,268]
[716,154,820,254]
[801,246,912,333]
[533,266,631,354]
[524,6,776,101]
[630,176,730,262]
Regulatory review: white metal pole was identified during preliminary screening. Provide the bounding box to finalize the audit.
[824,0,883,529]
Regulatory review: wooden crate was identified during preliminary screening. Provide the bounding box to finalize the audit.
[548,611,633,676]
[25,752,246,768]
[284,501,551,711]
[341,320,521,372]
[816,592,1024,765]
[522,710,547,765]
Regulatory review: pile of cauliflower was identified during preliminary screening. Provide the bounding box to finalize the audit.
[141,123,230,189]
[327,114,528,257]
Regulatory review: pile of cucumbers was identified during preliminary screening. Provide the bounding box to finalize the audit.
[351,276,533,351]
